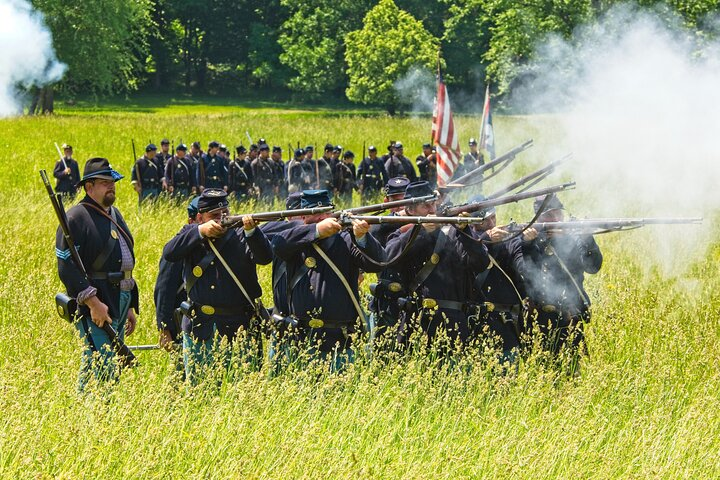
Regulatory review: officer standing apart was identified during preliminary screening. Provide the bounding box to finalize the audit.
[53,143,81,200]
[163,189,272,382]
[271,190,386,371]
[131,143,162,203]
[56,158,138,391]
[522,194,602,359]
[386,181,489,350]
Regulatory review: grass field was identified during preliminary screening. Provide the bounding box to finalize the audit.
[0,99,718,478]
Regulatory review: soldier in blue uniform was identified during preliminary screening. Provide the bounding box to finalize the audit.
[196,141,228,192]
[165,143,195,199]
[384,142,418,181]
[228,148,253,203]
[386,181,489,350]
[368,177,411,348]
[56,158,138,391]
[468,196,532,361]
[251,143,276,202]
[271,146,287,199]
[157,138,172,186]
[287,148,309,194]
[53,143,81,200]
[131,143,162,203]
[333,150,356,204]
[522,194,602,358]
[155,197,199,377]
[357,145,388,200]
[416,143,438,189]
[302,146,333,191]
[163,189,273,382]
[271,190,386,371]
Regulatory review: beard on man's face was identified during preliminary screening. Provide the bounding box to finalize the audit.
[103,190,116,207]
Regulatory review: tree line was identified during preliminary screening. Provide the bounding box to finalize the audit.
[30,0,720,113]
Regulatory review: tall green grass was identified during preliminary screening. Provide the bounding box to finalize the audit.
[0,104,718,478]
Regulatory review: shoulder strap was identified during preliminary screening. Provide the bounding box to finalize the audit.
[82,203,133,248]
[547,244,590,308]
[208,238,257,312]
[90,207,119,272]
[409,226,450,292]
[311,242,367,325]
[184,229,232,295]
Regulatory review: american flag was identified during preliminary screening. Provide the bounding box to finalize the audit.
[432,76,461,188]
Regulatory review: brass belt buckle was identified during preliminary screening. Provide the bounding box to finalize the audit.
[422,298,437,309]
[200,305,215,315]
[542,304,557,313]
[308,318,324,328]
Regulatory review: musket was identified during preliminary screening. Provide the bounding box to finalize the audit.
[504,217,703,235]
[338,214,492,226]
[128,344,161,351]
[440,182,576,217]
[40,170,136,367]
[131,139,141,195]
[54,142,68,169]
[487,154,570,199]
[363,141,366,161]
[332,194,437,217]
[445,139,534,188]
[246,131,253,145]
[171,140,175,156]
[220,206,335,228]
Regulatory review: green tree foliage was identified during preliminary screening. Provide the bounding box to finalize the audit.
[278,0,373,94]
[345,0,441,113]
[481,0,595,93]
[33,0,152,95]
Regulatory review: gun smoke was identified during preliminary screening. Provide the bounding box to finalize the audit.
[0,0,65,117]
[506,4,720,277]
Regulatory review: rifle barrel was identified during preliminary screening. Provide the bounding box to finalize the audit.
[442,182,575,216]
[221,206,335,227]
[337,194,437,216]
[446,139,533,188]
[342,215,488,225]
[508,217,703,232]
[487,154,571,199]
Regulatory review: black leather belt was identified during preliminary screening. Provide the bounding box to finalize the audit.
[89,271,133,281]
[195,304,248,316]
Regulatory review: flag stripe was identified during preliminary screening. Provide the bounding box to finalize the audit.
[432,79,461,187]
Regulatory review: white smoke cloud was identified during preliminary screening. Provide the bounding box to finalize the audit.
[507,4,720,274]
[393,66,436,113]
[0,0,65,117]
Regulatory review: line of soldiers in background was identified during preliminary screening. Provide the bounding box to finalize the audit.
[53,138,489,204]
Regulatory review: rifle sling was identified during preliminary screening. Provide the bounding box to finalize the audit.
[409,225,450,293]
[207,237,258,314]
[311,242,367,325]
[184,230,232,296]
[90,207,119,272]
[82,203,133,248]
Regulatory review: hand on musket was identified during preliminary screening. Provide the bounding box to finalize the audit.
[317,217,343,239]
[347,214,370,240]
[85,295,112,328]
[199,219,226,238]
[242,215,258,231]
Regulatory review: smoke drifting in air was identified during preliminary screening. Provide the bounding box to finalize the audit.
[0,0,65,117]
[510,4,720,217]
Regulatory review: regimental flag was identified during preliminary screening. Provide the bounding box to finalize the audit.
[479,84,496,160]
[432,76,461,187]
